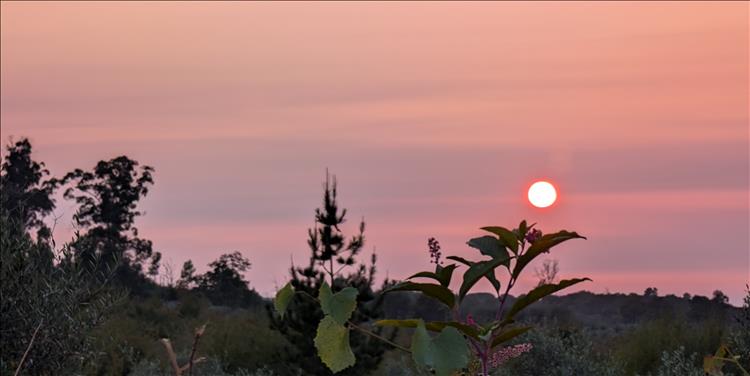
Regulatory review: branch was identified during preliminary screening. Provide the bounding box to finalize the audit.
[14,320,43,376]
[347,320,411,354]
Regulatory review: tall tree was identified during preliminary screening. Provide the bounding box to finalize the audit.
[268,172,393,375]
[0,138,58,241]
[177,260,197,289]
[196,252,262,307]
[63,156,160,292]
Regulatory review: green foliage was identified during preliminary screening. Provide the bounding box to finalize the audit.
[468,235,510,262]
[85,294,290,375]
[654,347,703,376]
[458,256,509,302]
[319,283,359,325]
[498,325,621,376]
[315,316,356,373]
[274,282,295,319]
[511,230,585,280]
[614,315,725,375]
[506,278,591,321]
[385,282,456,308]
[0,214,123,374]
[275,219,589,376]
[268,172,393,375]
[379,220,588,374]
[410,321,470,376]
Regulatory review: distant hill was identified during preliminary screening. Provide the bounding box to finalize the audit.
[382,290,741,330]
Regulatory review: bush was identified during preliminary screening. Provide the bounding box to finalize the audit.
[653,347,703,376]
[0,214,123,375]
[614,316,725,375]
[497,324,621,376]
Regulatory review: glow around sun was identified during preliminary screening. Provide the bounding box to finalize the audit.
[528,181,557,208]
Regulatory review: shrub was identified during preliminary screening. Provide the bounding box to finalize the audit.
[0,214,124,375]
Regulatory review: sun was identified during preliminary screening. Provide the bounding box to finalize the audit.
[528,181,557,208]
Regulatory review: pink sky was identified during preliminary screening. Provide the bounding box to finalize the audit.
[2,2,748,303]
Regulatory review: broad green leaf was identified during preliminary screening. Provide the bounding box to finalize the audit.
[491,326,532,348]
[513,230,585,279]
[319,282,358,325]
[375,319,479,339]
[407,264,457,287]
[273,282,295,319]
[467,235,509,261]
[432,327,470,376]
[480,226,519,254]
[506,278,591,320]
[447,256,501,294]
[384,281,455,308]
[411,320,432,367]
[314,316,355,373]
[409,321,470,376]
[458,256,509,302]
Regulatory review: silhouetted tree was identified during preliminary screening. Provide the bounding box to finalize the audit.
[731,285,750,371]
[63,156,160,293]
[268,172,394,375]
[177,260,197,289]
[644,287,659,297]
[196,252,261,307]
[712,290,729,305]
[0,138,58,244]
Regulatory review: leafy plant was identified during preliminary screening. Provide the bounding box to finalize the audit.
[274,220,589,375]
[268,172,393,375]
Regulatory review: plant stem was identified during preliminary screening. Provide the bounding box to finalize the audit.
[329,258,335,286]
[15,320,42,376]
[347,321,411,354]
[713,357,750,376]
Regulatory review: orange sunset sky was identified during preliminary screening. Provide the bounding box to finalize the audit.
[1,2,748,303]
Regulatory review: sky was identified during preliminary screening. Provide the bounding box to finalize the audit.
[1,2,748,304]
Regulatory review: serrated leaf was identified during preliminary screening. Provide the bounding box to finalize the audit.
[314,316,355,373]
[447,256,501,294]
[384,281,455,308]
[513,230,586,279]
[506,278,591,320]
[375,319,479,339]
[480,226,519,254]
[467,235,509,261]
[458,256,509,302]
[319,282,358,325]
[274,282,295,319]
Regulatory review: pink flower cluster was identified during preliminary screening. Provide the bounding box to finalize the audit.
[489,343,533,369]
